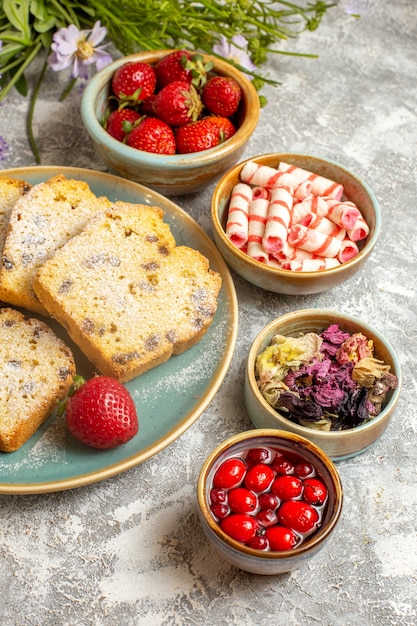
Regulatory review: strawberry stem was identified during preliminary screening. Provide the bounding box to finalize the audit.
[56,374,85,417]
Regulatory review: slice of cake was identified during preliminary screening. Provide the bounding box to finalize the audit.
[0,307,76,452]
[0,174,111,315]
[0,177,31,256]
[33,203,222,382]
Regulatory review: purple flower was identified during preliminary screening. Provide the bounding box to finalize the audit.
[310,380,345,408]
[212,35,256,76]
[47,21,112,80]
[284,357,357,414]
[320,324,351,357]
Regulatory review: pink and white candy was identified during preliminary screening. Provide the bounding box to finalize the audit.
[262,185,293,255]
[278,161,344,200]
[247,196,269,263]
[240,160,312,198]
[281,258,341,272]
[225,183,253,249]
[288,223,342,258]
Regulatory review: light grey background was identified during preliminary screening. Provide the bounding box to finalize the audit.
[1,1,416,624]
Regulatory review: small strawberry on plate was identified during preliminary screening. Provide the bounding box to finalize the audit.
[62,376,139,449]
[202,75,242,117]
[111,61,157,105]
[152,80,203,126]
[126,117,176,154]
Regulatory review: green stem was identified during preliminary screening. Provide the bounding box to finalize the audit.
[27,59,48,164]
[59,76,78,102]
[0,40,43,103]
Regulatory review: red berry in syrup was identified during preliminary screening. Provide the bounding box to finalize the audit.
[256,509,278,528]
[278,500,319,534]
[247,535,270,551]
[228,487,258,514]
[244,463,275,493]
[272,455,295,475]
[303,478,328,506]
[245,447,272,467]
[271,475,303,501]
[213,457,246,489]
[258,492,280,511]
[210,488,227,505]
[266,525,299,551]
[294,461,315,479]
[220,513,259,543]
[211,504,229,520]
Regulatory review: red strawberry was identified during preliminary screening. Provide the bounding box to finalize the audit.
[111,61,157,104]
[154,50,212,90]
[126,117,176,154]
[204,115,236,141]
[154,50,193,87]
[63,376,139,449]
[140,93,157,117]
[152,81,203,127]
[175,118,221,154]
[105,108,141,142]
[202,76,242,117]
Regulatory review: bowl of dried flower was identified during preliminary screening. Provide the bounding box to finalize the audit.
[245,309,402,461]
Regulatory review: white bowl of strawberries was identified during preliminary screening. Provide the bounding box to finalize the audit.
[81,49,260,195]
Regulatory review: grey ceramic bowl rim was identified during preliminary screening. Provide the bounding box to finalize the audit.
[80,51,260,168]
[246,309,402,441]
[211,152,381,278]
[197,428,343,560]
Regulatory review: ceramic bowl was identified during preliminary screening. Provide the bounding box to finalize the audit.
[211,153,380,294]
[245,309,402,461]
[197,429,343,575]
[80,50,260,196]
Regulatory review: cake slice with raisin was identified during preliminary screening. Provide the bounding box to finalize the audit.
[0,177,31,257]
[33,202,221,382]
[0,307,76,452]
[0,174,111,316]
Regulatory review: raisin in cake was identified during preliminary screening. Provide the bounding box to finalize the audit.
[0,174,111,316]
[33,203,222,382]
[0,307,76,452]
[0,177,31,257]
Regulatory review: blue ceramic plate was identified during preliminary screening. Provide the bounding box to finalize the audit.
[0,167,238,494]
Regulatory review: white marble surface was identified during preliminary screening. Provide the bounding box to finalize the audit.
[1,1,416,624]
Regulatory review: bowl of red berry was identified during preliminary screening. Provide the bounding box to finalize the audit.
[245,309,402,461]
[197,428,343,575]
[80,49,260,195]
[211,153,380,294]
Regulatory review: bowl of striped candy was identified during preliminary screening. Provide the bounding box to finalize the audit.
[211,153,380,294]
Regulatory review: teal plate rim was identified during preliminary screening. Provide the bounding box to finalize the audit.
[0,166,238,495]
